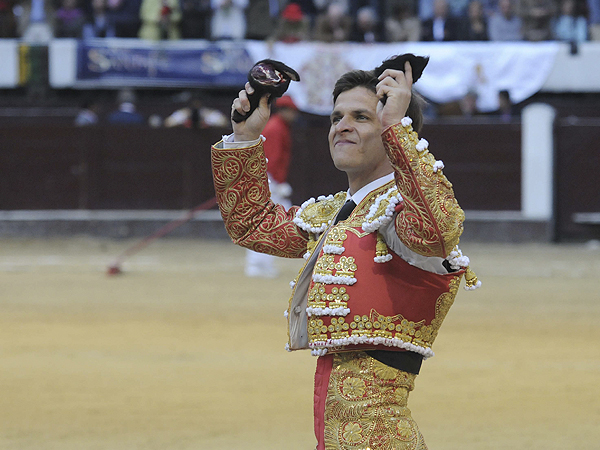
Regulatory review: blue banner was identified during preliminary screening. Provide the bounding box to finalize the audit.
[76,40,253,88]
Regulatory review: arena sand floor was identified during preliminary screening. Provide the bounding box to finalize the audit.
[1,237,599,450]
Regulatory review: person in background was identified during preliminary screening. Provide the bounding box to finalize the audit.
[463,0,489,39]
[421,0,463,40]
[447,0,470,17]
[245,0,283,40]
[55,0,85,37]
[164,94,228,128]
[496,89,514,122]
[83,0,117,38]
[385,0,421,42]
[349,5,381,42]
[488,0,523,40]
[107,89,145,125]
[22,0,55,42]
[106,0,142,37]
[520,0,556,40]
[460,89,479,116]
[139,0,182,39]
[179,0,211,38]
[75,99,101,126]
[554,0,588,41]
[210,0,248,39]
[244,95,299,278]
[588,0,600,40]
[0,0,17,37]
[272,2,310,42]
[313,1,352,41]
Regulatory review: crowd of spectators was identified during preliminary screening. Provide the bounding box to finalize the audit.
[0,0,598,42]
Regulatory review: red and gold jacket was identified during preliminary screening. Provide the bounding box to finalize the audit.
[211,117,476,359]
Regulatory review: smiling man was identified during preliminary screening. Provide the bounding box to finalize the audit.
[211,58,478,449]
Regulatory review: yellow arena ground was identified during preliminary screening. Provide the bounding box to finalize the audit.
[1,237,599,449]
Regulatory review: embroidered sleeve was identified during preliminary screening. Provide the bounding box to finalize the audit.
[383,118,464,258]
[211,139,309,258]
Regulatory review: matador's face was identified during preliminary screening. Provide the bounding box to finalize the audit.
[328,87,389,184]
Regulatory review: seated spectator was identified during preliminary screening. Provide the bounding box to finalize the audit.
[463,0,489,39]
[421,0,463,40]
[419,0,435,20]
[246,0,280,40]
[108,89,145,125]
[180,0,211,39]
[55,0,85,37]
[164,94,228,128]
[139,0,182,39]
[22,0,55,42]
[589,0,600,40]
[210,0,248,40]
[106,0,142,37]
[385,0,421,41]
[83,0,116,38]
[349,5,381,42]
[488,0,523,40]
[313,1,352,41]
[554,0,588,41]
[0,0,17,37]
[447,0,470,17]
[521,0,556,41]
[272,2,311,42]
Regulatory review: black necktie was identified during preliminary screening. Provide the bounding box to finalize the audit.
[334,200,357,224]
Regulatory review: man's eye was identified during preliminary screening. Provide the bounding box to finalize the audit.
[331,117,341,124]
[356,115,367,120]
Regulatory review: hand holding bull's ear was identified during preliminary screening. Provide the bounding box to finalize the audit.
[231,59,300,124]
[373,54,429,106]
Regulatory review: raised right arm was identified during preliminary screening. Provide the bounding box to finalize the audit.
[210,87,308,258]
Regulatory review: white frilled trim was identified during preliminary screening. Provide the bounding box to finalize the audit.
[432,160,445,173]
[323,244,345,255]
[312,273,357,285]
[289,280,296,289]
[374,254,393,263]
[416,138,429,152]
[445,246,470,271]
[283,310,289,318]
[285,343,292,352]
[306,306,351,317]
[362,187,402,233]
[400,116,413,127]
[311,348,328,356]
[303,251,311,260]
[464,280,482,291]
[309,337,435,359]
[293,195,335,234]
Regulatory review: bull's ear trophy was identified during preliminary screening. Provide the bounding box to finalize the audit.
[231,59,301,123]
[373,53,429,105]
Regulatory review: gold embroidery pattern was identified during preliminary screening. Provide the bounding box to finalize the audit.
[324,227,348,252]
[308,285,350,310]
[324,352,428,450]
[383,123,464,258]
[211,142,308,258]
[335,256,357,277]
[315,255,336,277]
[297,192,347,232]
[308,272,462,355]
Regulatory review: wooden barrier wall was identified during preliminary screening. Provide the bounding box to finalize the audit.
[0,122,523,213]
[5,120,598,241]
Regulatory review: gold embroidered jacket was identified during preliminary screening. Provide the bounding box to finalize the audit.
[211,118,466,356]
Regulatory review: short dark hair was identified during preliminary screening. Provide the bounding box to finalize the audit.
[332,69,425,133]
